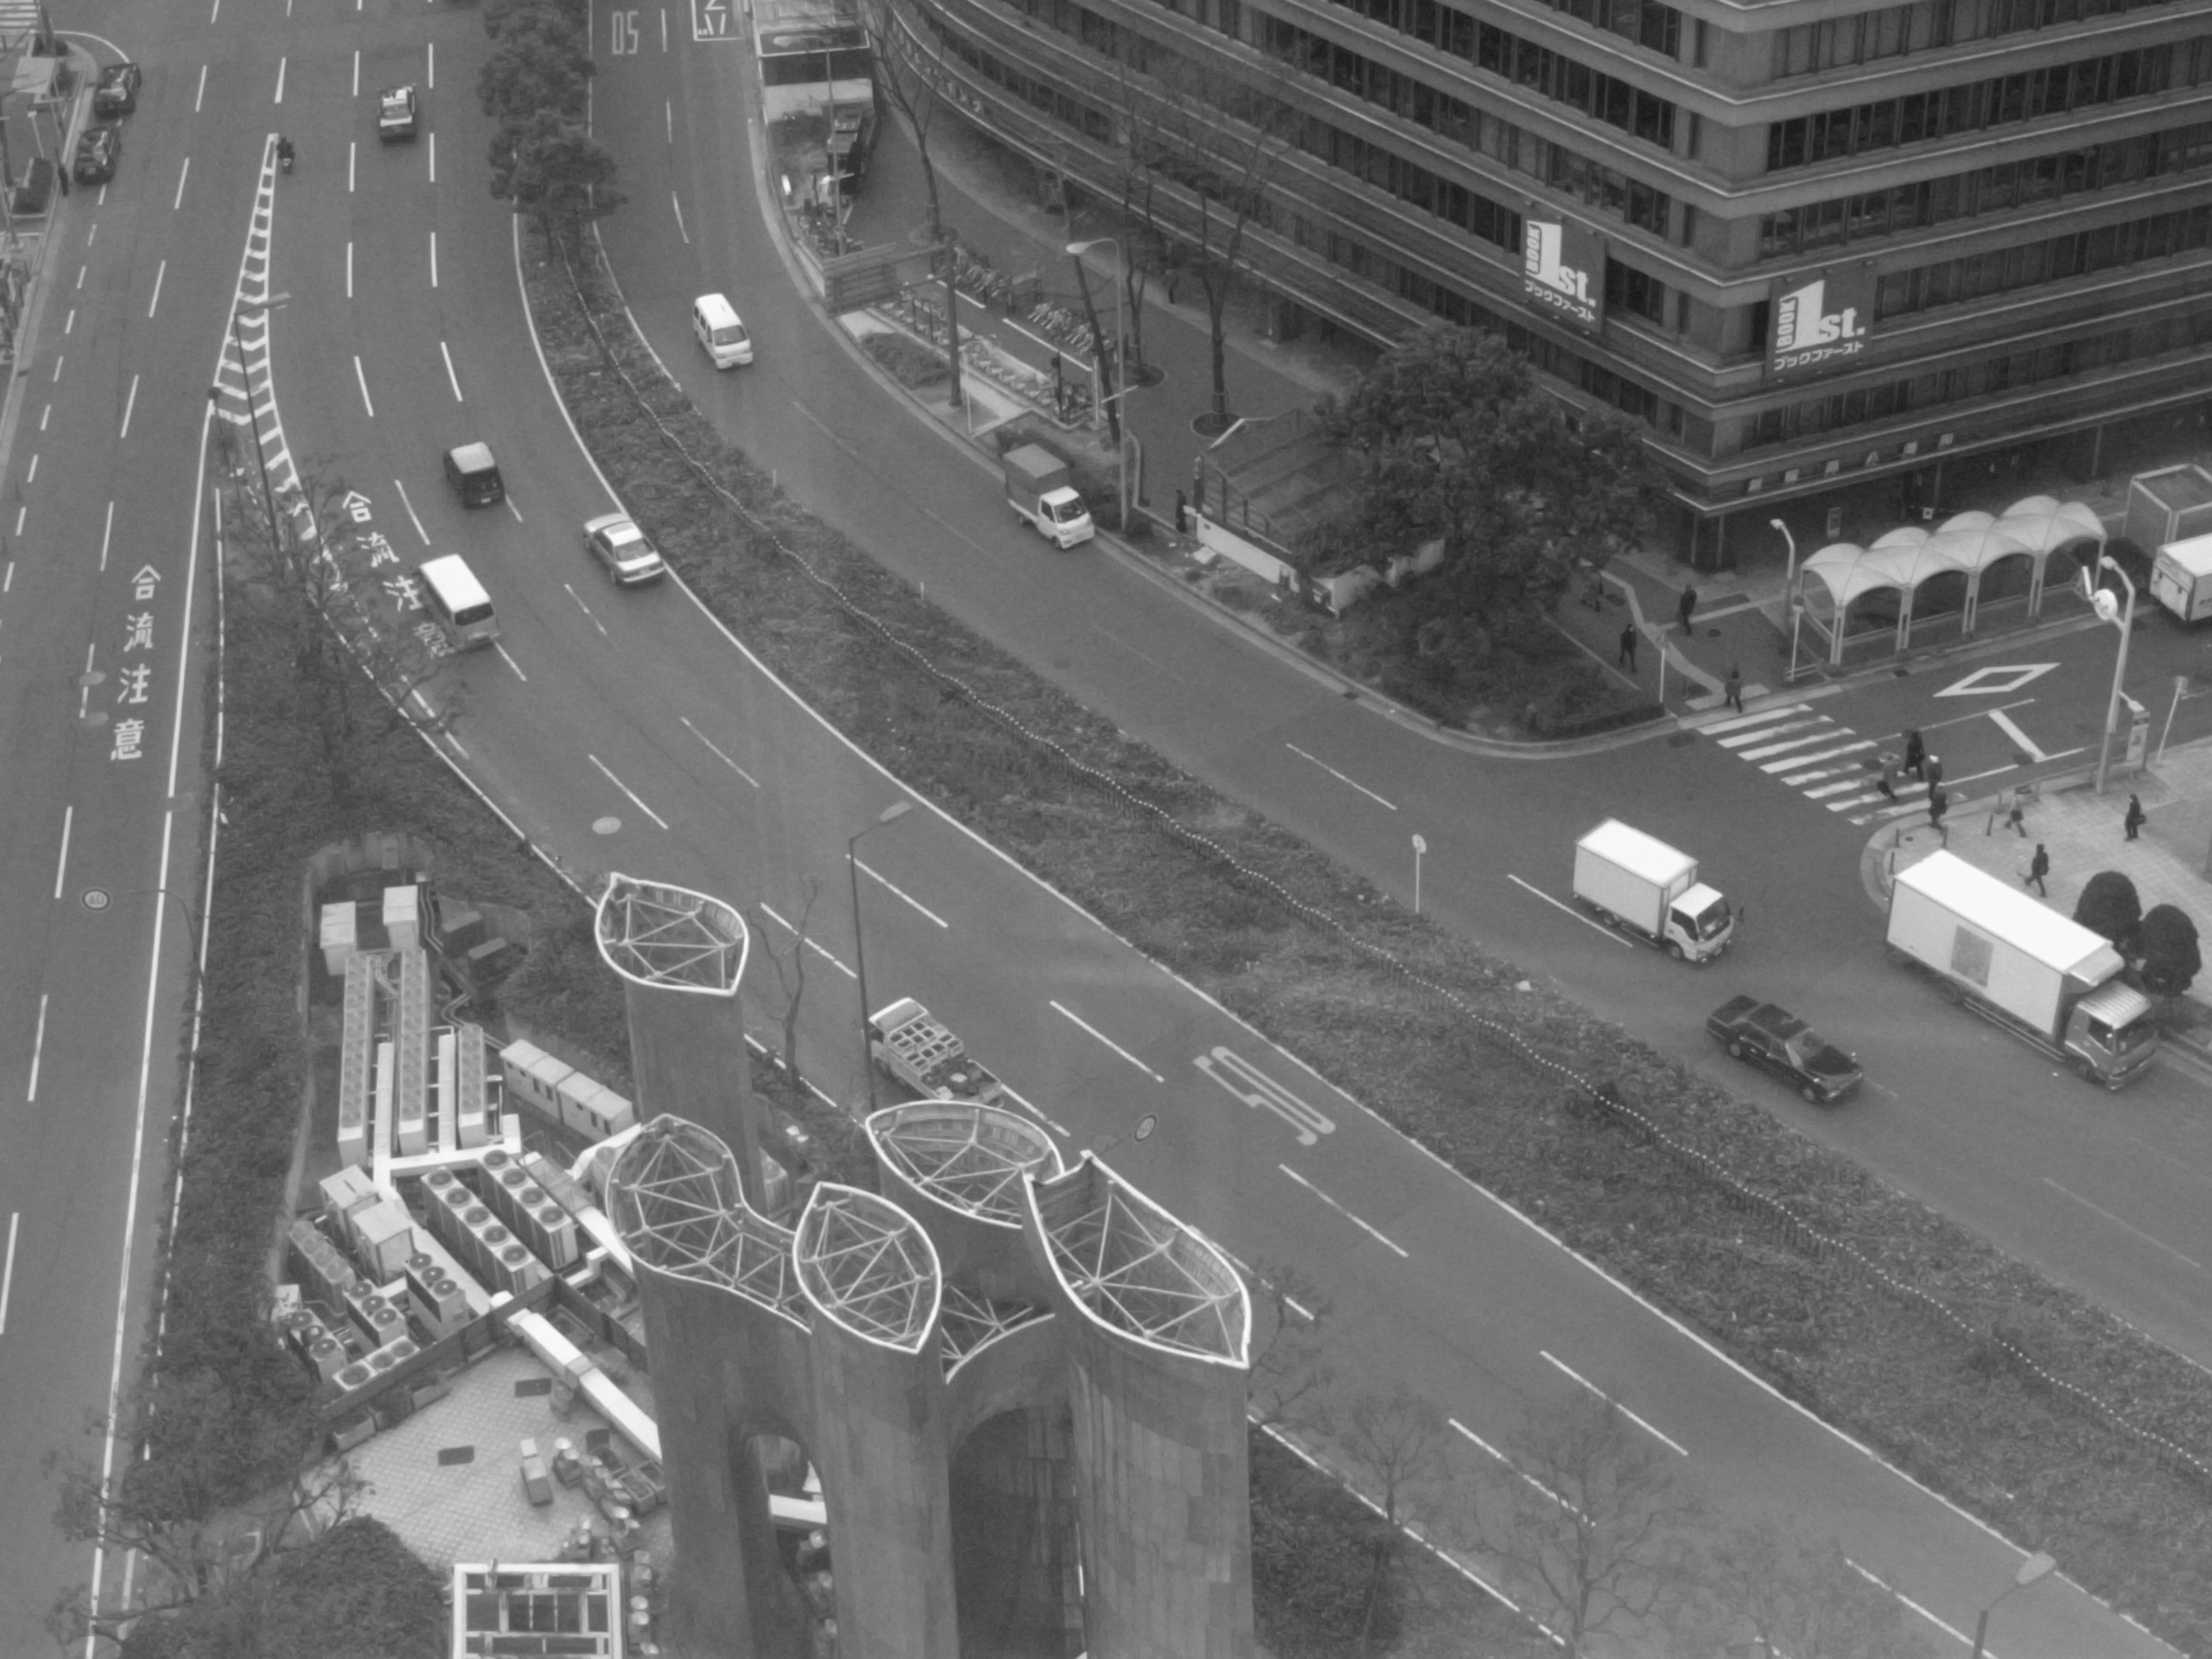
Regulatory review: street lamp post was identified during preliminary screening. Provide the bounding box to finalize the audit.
[1067,238,1132,525]
[847,800,912,1111]
[2084,554,2136,794]
[222,291,291,559]
[1968,1552,2056,1659]
[1769,517,1797,592]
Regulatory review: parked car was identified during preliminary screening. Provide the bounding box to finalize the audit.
[73,124,122,185]
[378,85,419,141]
[582,512,665,585]
[93,62,142,118]
[1705,995,1863,1104]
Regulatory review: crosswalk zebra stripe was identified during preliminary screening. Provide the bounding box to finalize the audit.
[1701,706,1813,737]
[1762,738,1874,772]
[1737,729,1855,761]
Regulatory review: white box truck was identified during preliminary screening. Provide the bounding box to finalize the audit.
[1003,444,1094,548]
[1885,851,2158,1087]
[1571,820,1734,963]
[2152,532,2212,623]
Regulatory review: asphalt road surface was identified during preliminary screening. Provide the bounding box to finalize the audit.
[0,2,2198,1654]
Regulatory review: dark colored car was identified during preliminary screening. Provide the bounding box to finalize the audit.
[1706,995,1863,1104]
[442,442,503,507]
[93,62,142,118]
[73,125,122,185]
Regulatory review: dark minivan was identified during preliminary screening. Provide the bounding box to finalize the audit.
[443,442,504,507]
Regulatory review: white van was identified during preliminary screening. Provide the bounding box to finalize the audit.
[692,293,753,368]
[417,554,498,649]
[2152,532,2212,623]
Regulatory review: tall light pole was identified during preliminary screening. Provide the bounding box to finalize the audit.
[1067,237,1134,526]
[2083,554,2136,794]
[222,291,291,560]
[1769,517,1797,591]
[847,800,912,1111]
[1968,1551,2056,1659]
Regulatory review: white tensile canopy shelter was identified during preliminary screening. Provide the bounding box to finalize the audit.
[1792,497,2107,666]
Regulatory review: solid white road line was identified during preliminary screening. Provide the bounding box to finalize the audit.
[52,805,71,897]
[678,715,759,787]
[1987,707,2047,762]
[1540,1350,1689,1456]
[757,902,856,979]
[585,753,668,828]
[1051,999,1164,1082]
[1507,873,1634,945]
[1285,742,1397,810]
[853,857,947,928]
[1279,1164,1408,1258]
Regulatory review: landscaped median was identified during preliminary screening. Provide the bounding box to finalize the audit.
[527,224,2212,1645]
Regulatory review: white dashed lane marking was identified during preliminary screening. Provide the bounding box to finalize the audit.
[1703,704,1926,825]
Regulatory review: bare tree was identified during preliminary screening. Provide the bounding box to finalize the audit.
[1467,1395,1701,1657]
[1689,1523,1936,1659]
[1335,1383,1453,1657]
[223,460,459,799]
[1246,1258,1334,1430]
[856,0,964,410]
[749,877,824,1103]
[45,1373,368,1651]
[1138,52,1297,430]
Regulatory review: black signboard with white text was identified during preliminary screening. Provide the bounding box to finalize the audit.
[1767,264,1875,380]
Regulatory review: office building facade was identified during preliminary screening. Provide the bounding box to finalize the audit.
[889,0,2212,561]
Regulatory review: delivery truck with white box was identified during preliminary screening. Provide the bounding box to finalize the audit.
[1571,820,1734,963]
[1003,444,1095,548]
[2152,532,2212,623]
[1885,850,2158,1086]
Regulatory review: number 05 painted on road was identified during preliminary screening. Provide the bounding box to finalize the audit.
[1196,1048,1335,1146]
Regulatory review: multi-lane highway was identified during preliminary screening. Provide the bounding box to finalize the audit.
[0,0,2203,1653]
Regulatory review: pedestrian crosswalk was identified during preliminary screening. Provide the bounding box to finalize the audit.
[1702,704,1928,825]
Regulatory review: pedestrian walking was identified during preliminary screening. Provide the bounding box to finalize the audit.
[1925,754,1945,798]
[1929,786,1950,830]
[57,165,69,198]
[1677,584,1698,633]
[1618,623,1639,671]
[2124,793,2146,840]
[1873,755,1899,802]
[2025,842,2050,896]
[1173,488,1189,535]
[1903,728,1926,779]
[1724,666,1744,712]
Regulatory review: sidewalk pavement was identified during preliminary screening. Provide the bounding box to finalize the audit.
[838,116,1367,525]
[1863,738,2212,1046]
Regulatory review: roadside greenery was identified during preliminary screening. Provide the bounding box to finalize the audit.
[50,463,611,1648]
[479,0,621,234]
[525,222,2212,1650]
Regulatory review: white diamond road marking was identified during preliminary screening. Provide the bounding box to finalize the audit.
[1706,706,1926,824]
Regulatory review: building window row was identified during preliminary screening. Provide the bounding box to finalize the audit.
[1305,0,1681,149]
[1766,41,2198,171]
[1875,202,2212,315]
[1771,0,2165,78]
[1338,0,1683,58]
[1740,307,2212,449]
[1253,13,1688,239]
[1314,128,1526,250]
[1759,119,2212,255]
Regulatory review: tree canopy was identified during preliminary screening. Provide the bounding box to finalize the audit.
[478,0,619,234]
[2072,869,2143,956]
[1316,325,1665,638]
[2138,903,2200,997]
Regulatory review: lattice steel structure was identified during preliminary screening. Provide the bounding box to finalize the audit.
[594,874,767,1208]
[615,1104,1256,1659]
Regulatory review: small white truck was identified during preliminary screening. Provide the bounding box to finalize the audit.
[1571,820,1735,963]
[2152,532,2212,623]
[1003,444,1094,548]
[868,998,1003,1103]
[1886,851,2158,1087]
